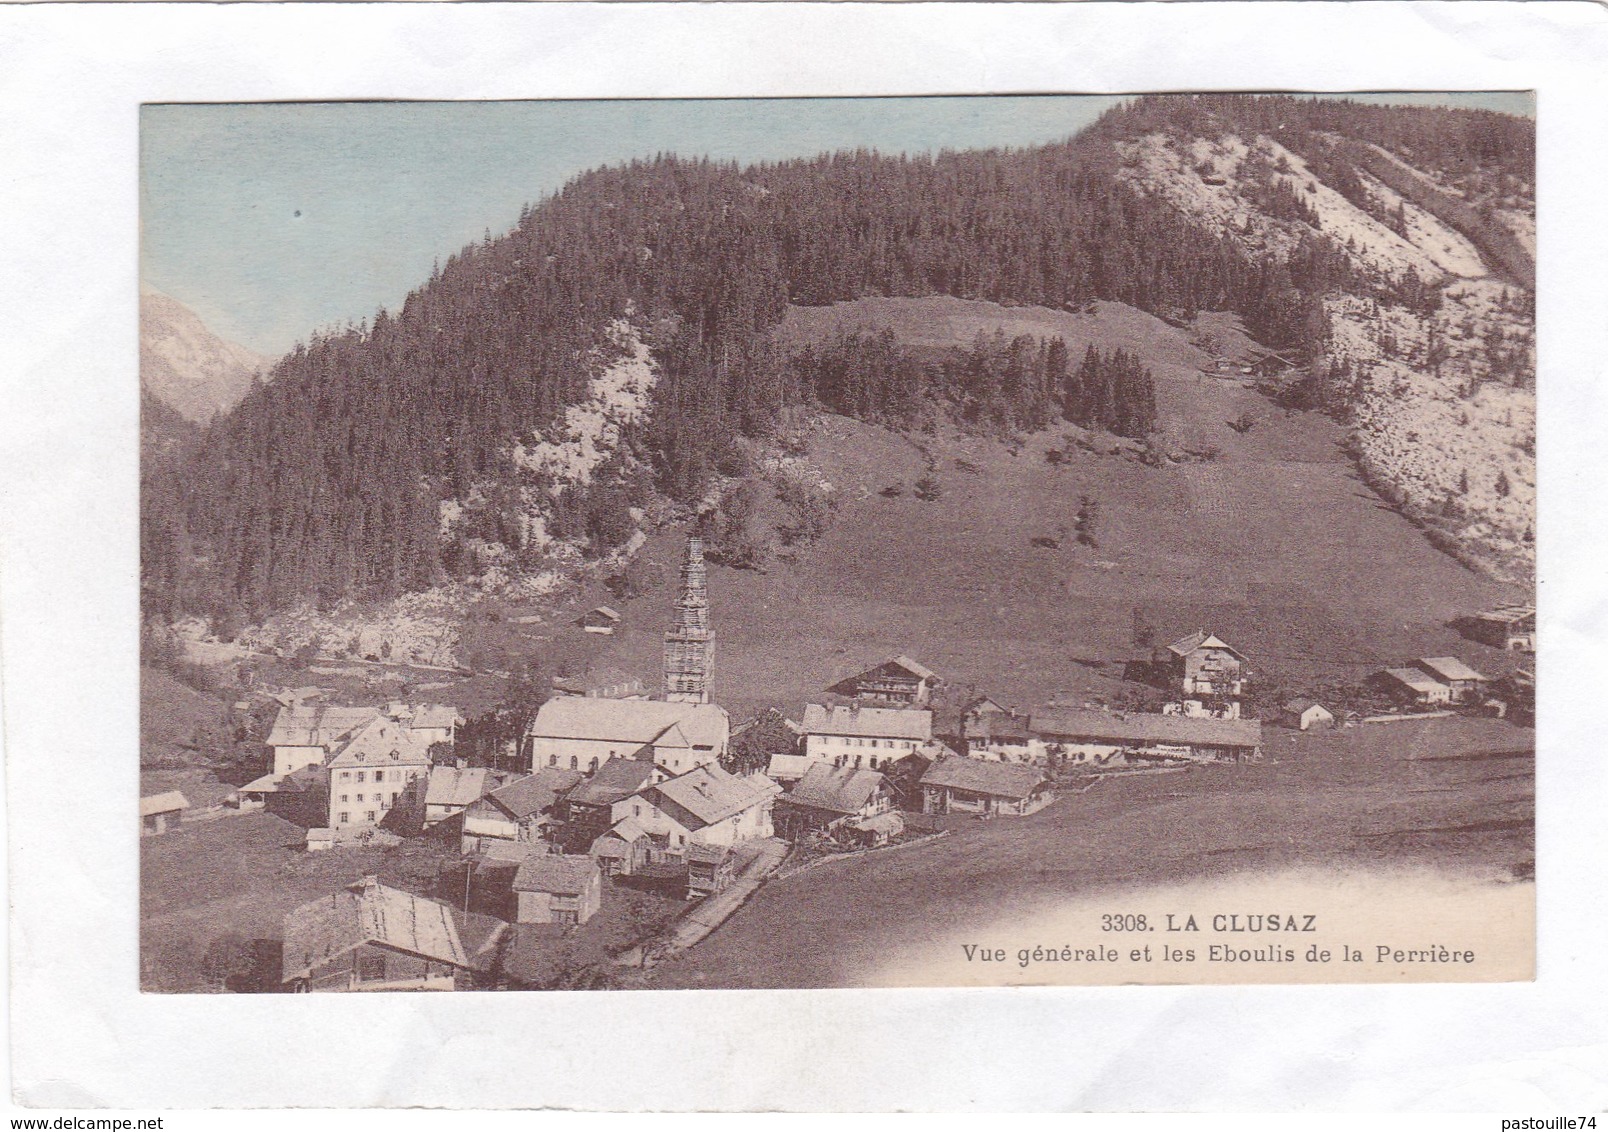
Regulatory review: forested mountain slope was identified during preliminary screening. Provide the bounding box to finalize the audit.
[141,94,1534,636]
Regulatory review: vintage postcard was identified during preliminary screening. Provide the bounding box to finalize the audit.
[137,92,1536,997]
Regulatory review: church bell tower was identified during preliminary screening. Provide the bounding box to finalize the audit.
[663,535,715,703]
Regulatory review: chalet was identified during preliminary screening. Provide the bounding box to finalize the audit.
[829,655,941,705]
[577,606,622,635]
[526,697,729,777]
[920,755,1054,816]
[1415,657,1491,704]
[964,711,1039,762]
[551,667,647,700]
[1369,667,1452,707]
[281,876,469,992]
[624,763,781,859]
[460,767,585,854]
[1280,699,1335,731]
[590,816,654,877]
[800,703,932,771]
[685,842,736,900]
[326,712,436,833]
[1464,604,1536,652]
[512,854,603,926]
[773,763,890,840]
[1155,630,1248,719]
[553,756,656,851]
[424,766,512,829]
[1028,707,1265,763]
[765,752,815,789]
[139,791,188,836]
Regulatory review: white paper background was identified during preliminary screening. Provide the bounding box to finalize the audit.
[3,0,1606,1112]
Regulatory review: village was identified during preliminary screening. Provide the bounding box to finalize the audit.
[140,535,1535,993]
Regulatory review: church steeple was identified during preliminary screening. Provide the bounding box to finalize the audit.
[664,535,715,703]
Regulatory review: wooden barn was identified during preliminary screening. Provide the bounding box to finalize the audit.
[512,854,603,926]
[919,755,1054,816]
[829,655,941,706]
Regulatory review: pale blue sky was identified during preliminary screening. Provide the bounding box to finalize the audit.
[140,93,1534,357]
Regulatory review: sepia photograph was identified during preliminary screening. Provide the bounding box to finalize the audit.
[136,92,1538,995]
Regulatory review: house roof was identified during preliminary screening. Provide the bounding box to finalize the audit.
[1476,604,1535,623]
[765,753,816,780]
[326,713,437,769]
[561,756,654,808]
[267,702,378,749]
[410,704,462,731]
[140,791,189,816]
[1417,656,1489,683]
[783,763,885,815]
[882,654,938,682]
[800,703,933,741]
[645,764,780,830]
[920,755,1047,800]
[581,605,622,622]
[1164,630,1244,660]
[968,711,1036,743]
[512,853,598,895]
[1283,699,1328,715]
[686,842,730,865]
[1029,707,1264,749]
[963,695,1009,715]
[527,697,728,749]
[281,879,468,982]
[425,767,501,808]
[239,772,282,794]
[595,815,652,847]
[480,767,586,820]
[1380,667,1450,694]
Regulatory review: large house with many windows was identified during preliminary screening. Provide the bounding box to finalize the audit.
[799,703,933,771]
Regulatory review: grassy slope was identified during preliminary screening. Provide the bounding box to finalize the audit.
[575,297,1528,719]
[647,715,1532,989]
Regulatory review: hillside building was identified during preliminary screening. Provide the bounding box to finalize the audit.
[1465,604,1536,652]
[551,667,647,700]
[281,876,469,992]
[663,536,715,703]
[963,711,1038,762]
[800,703,933,770]
[554,756,657,851]
[424,766,512,829]
[1155,630,1248,719]
[577,606,622,635]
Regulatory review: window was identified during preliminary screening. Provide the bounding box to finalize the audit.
[339,794,349,804]
[390,792,398,804]
[589,757,598,773]
[356,771,365,783]
[356,794,364,803]
[633,804,641,817]
[549,755,557,767]
[338,812,349,824]
[570,756,578,770]
[339,771,351,782]
[365,811,377,823]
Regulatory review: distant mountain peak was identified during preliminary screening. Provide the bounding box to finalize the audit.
[140,289,273,424]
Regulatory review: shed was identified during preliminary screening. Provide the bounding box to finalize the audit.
[140,791,189,835]
[844,810,905,848]
[512,854,603,926]
[1280,699,1335,731]
[577,606,622,635]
